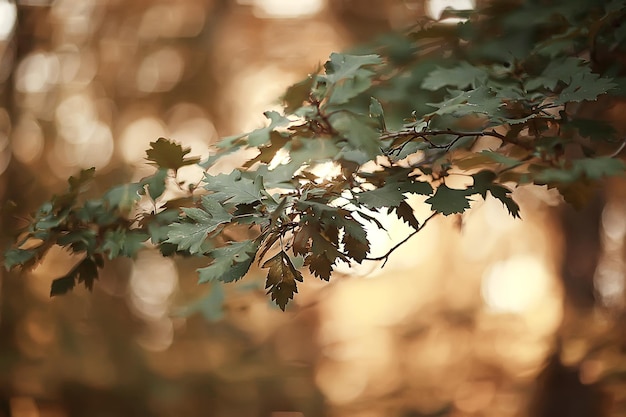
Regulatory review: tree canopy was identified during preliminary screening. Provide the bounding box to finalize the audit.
[5,0,626,310]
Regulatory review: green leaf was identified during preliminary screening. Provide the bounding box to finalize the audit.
[427,87,503,117]
[329,75,373,104]
[324,53,382,83]
[329,112,381,159]
[369,97,386,131]
[555,72,616,105]
[57,229,98,254]
[247,111,291,147]
[140,168,168,201]
[567,118,616,142]
[469,170,498,198]
[203,171,264,205]
[146,137,201,170]
[262,251,303,311]
[422,62,488,91]
[102,229,149,259]
[75,200,116,226]
[175,283,225,321]
[323,53,382,104]
[534,157,625,183]
[165,196,232,254]
[425,184,471,215]
[489,185,521,218]
[356,186,406,208]
[4,248,38,270]
[34,205,67,230]
[144,209,181,245]
[197,240,260,283]
[526,57,588,91]
[104,183,143,212]
[68,168,96,193]
[283,74,317,113]
[478,150,525,168]
[573,157,625,180]
[356,179,433,209]
[468,170,520,218]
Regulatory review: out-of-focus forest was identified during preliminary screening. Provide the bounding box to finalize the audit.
[1,0,626,416]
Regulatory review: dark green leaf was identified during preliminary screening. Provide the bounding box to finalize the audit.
[357,186,406,208]
[104,183,143,212]
[165,196,232,254]
[140,168,169,201]
[425,184,471,215]
[555,72,616,105]
[4,248,38,270]
[283,74,317,113]
[369,97,386,131]
[324,53,382,83]
[50,275,75,296]
[146,137,201,170]
[247,111,291,147]
[427,87,503,117]
[50,257,100,296]
[329,112,381,159]
[568,118,616,142]
[203,170,264,205]
[357,179,433,209]
[422,62,488,91]
[489,185,521,218]
[102,229,149,259]
[68,167,96,193]
[323,53,382,104]
[535,157,625,183]
[573,157,625,180]
[197,240,260,284]
[526,57,588,91]
[478,151,524,168]
[470,170,497,198]
[57,229,98,254]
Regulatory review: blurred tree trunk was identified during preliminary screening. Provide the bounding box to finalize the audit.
[0,4,53,415]
[528,187,609,416]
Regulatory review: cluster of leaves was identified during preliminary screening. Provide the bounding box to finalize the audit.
[5,0,626,310]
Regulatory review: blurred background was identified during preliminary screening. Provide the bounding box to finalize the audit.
[0,0,625,416]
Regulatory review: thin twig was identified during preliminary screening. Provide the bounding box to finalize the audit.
[609,138,626,158]
[365,211,438,266]
[382,128,532,156]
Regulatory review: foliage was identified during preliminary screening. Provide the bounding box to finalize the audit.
[5,0,626,310]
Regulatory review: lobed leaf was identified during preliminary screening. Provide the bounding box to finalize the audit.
[146,137,200,171]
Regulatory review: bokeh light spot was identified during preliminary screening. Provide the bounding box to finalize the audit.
[481,256,552,313]
[248,0,324,19]
[119,116,167,165]
[136,48,184,93]
[0,0,17,40]
[11,116,44,164]
[15,52,60,93]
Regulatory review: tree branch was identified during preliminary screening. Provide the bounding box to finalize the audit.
[382,128,533,155]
